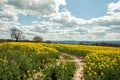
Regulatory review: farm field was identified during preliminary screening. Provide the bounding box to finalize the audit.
[0,42,120,80]
[50,44,120,80]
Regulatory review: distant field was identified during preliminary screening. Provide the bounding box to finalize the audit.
[0,42,120,80]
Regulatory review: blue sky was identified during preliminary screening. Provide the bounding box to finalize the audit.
[66,0,118,19]
[0,0,120,41]
[18,0,118,25]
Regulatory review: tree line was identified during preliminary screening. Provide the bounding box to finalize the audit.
[11,28,43,42]
[0,28,119,47]
[0,28,50,42]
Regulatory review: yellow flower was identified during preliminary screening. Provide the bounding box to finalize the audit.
[33,70,36,73]
[45,66,48,69]
[62,64,65,69]
[27,70,30,73]
[28,73,31,77]
[89,73,92,76]
[24,75,27,78]
[94,72,97,75]
[101,72,104,76]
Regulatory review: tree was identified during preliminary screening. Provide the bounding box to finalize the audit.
[33,36,43,42]
[44,40,52,43]
[11,28,24,42]
[79,42,84,45]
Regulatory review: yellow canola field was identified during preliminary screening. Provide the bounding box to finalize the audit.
[0,42,59,80]
[48,43,120,80]
[0,42,120,80]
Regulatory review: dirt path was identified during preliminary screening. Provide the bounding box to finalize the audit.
[60,53,85,80]
[29,53,85,80]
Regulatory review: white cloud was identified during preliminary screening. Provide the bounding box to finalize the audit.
[50,11,86,28]
[108,0,120,12]
[0,0,120,41]
[87,15,120,26]
[0,20,20,29]
[0,0,7,8]
[105,33,120,40]
[0,9,18,21]
[0,19,21,39]
[107,25,120,33]
[6,0,66,17]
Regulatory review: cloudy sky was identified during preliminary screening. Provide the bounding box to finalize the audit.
[0,0,120,41]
